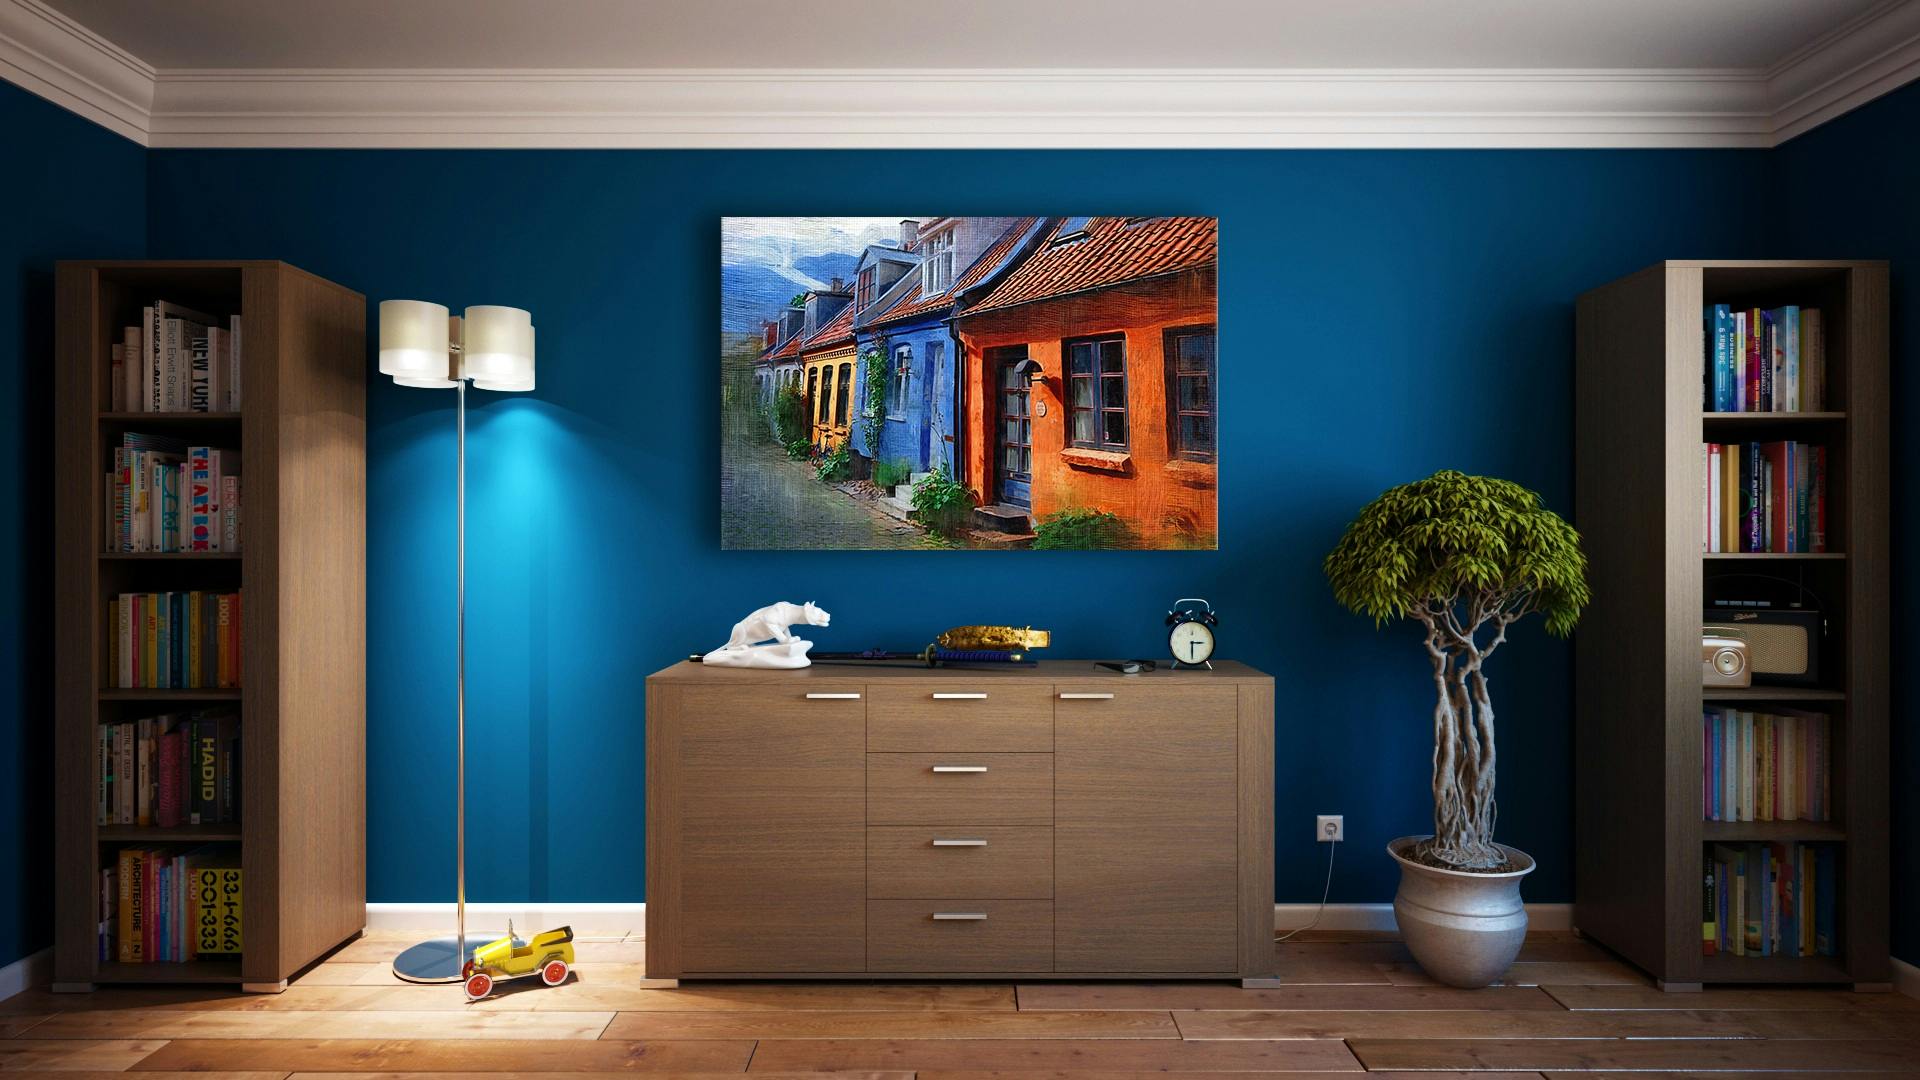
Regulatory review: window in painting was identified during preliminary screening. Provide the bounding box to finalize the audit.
[922,227,956,294]
[1164,325,1216,461]
[1066,334,1127,452]
[889,345,912,415]
[835,362,853,426]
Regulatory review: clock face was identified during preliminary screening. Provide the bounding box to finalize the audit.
[1169,620,1215,664]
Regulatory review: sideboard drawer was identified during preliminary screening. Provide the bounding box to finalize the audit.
[867,826,1053,899]
[866,681,1053,752]
[866,899,1053,972]
[866,753,1053,825]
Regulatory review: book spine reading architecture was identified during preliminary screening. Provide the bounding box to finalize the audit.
[1703,303,1824,413]
[100,847,240,964]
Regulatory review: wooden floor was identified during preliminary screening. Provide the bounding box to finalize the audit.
[4,928,1916,1077]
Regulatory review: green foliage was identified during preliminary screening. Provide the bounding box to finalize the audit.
[910,464,975,536]
[1323,470,1589,637]
[1033,507,1136,550]
[873,457,913,491]
[815,441,853,482]
[862,348,890,459]
[783,437,812,460]
[788,292,808,308]
[771,386,808,446]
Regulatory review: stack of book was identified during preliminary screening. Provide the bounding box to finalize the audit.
[107,591,242,689]
[1703,842,1837,958]
[1702,707,1831,822]
[108,302,242,413]
[96,711,240,826]
[100,846,241,963]
[104,434,242,553]
[1700,441,1827,552]
[1703,303,1824,412]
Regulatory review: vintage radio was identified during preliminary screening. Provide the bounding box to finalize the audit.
[1703,575,1824,687]
[1701,634,1751,687]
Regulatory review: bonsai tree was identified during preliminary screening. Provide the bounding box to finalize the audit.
[1324,471,1589,871]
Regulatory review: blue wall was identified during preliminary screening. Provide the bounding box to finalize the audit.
[1773,81,1920,965]
[142,146,1774,913]
[0,80,146,969]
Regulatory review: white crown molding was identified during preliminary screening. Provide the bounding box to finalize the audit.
[0,0,148,142]
[2,0,1918,148]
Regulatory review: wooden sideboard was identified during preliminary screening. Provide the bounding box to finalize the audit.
[644,660,1275,982]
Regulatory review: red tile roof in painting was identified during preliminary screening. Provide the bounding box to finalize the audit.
[765,326,805,362]
[869,217,1044,328]
[966,216,1216,314]
[798,301,856,354]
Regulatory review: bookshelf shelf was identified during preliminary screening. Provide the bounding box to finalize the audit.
[98,552,243,561]
[1575,259,1887,991]
[97,688,241,701]
[1701,411,1846,423]
[96,959,243,985]
[57,260,367,992]
[1702,820,1845,844]
[1702,687,1846,703]
[99,825,242,843]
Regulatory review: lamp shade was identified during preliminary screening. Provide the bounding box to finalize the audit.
[379,300,456,388]
[464,305,535,392]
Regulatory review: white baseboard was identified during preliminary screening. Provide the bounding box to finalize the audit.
[365,902,644,933]
[0,947,51,1002]
[1274,902,1573,934]
[1895,955,1919,999]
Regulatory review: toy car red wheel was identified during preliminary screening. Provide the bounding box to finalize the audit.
[541,959,569,986]
[464,972,493,1000]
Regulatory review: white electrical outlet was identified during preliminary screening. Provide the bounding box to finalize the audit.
[1316,814,1344,842]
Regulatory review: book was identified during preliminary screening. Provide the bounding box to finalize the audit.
[189,333,212,412]
[1702,861,1718,956]
[192,862,243,956]
[1802,308,1825,410]
[221,474,241,551]
[229,314,244,410]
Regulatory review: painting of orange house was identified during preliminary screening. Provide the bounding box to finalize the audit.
[953,217,1217,548]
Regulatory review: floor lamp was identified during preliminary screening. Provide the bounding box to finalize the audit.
[379,299,537,984]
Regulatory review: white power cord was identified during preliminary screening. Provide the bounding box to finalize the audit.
[1274,839,1339,943]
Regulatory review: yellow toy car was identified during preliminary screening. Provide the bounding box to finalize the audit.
[461,922,575,1000]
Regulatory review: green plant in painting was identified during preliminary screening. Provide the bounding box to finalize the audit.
[771,385,808,447]
[862,348,890,459]
[815,441,853,482]
[783,437,812,460]
[873,457,913,491]
[1323,470,1589,872]
[910,464,975,536]
[1033,507,1135,550]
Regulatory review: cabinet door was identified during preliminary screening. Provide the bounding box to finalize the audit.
[1054,683,1239,972]
[655,683,866,973]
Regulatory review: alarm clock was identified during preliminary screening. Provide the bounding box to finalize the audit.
[1166,597,1218,669]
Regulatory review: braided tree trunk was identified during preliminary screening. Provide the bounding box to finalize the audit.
[1415,595,1520,871]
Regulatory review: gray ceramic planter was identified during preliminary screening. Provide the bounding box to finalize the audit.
[1388,835,1535,988]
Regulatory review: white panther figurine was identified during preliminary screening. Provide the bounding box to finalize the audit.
[703,601,831,669]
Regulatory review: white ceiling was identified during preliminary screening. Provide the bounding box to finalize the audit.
[31,0,1893,71]
[5,0,1920,147]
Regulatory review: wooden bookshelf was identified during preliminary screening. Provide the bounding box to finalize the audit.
[54,261,368,993]
[1573,260,1888,991]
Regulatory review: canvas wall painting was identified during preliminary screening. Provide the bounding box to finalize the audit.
[721,216,1218,550]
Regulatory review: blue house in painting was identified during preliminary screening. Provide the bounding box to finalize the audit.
[851,217,1046,489]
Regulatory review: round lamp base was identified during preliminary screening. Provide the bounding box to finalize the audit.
[391,930,514,984]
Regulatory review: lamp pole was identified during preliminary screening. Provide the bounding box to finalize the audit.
[455,377,467,974]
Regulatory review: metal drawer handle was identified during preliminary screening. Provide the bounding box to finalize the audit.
[932,838,987,847]
[931,692,988,700]
[804,692,862,700]
[933,912,988,920]
[1058,692,1115,700]
[932,765,988,773]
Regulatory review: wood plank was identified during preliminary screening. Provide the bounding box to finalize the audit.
[0,1038,168,1071]
[1350,1037,1920,1072]
[603,1009,1176,1041]
[743,1037,1362,1072]
[128,1039,755,1072]
[1017,982,1562,1011]
[1545,984,1920,1010]
[0,1014,48,1037]
[319,938,645,966]
[1548,1073,1901,1079]
[919,1074,1540,1080]
[19,1074,286,1080]
[1384,959,1649,986]
[31,1009,614,1041]
[285,1074,910,1080]
[1174,1007,1913,1039]
[519,982,1017,1013]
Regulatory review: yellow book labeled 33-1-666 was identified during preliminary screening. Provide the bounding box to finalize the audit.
[192,866,242,956]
